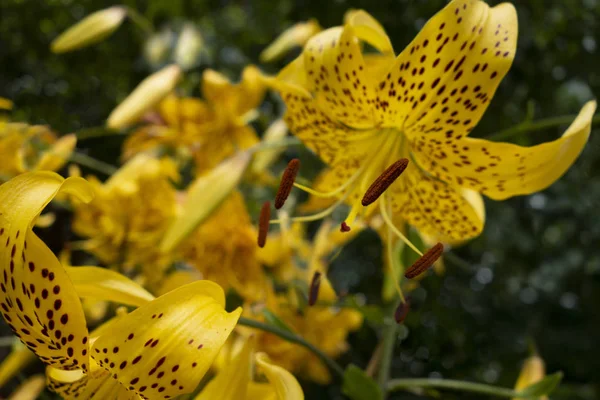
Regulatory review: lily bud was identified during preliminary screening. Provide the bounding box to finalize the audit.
[513,355,547,400]
[250,119,288,175]
[51,6,127,53]
[174,24,205,70]
[107,65,182,129]
[160,152,250,253]
[259,19,321,62]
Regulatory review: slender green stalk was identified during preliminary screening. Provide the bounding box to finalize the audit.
[0,336,15,347]
[248,137,303,154]
[487,114,600,141]
[237,316,345,380]
[69,152,118,175]
[377,301,401,395]
[75,126,124,140]
[387,378,520,397]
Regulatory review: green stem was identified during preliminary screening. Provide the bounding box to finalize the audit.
[125,7,154,35]
[377,302,400,395]
[237,316,345,380]
[487,114,600,141]
[387,378,521,398]
[69,152,118,175]
[75,126,124,140]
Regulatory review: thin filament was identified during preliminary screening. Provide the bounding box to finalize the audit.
[379,195,424,257]
[269,188,353,224]
[386,222,406,304]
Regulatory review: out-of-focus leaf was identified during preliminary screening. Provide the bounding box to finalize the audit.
[342,364,383,400]
[517,372,563,398]
[262,309,296,334]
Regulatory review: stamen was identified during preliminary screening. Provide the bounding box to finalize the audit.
[308,271,322,306]
[275,158,300,209]
[362,158,409,206]
[257,201,271,248]
[404,243,444,279]
[394,299,410,324]
[340,222,351,232]
[380,195,423,257]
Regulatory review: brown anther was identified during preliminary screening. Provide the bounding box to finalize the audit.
[394,299,411,324]
[257,201,271,248]
[361,158,409,206]
[275,158,300,209]
[404,243,444,279]
[308,271,322,306]
[340,222,351,232]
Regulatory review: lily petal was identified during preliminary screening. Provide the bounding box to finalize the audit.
[34,134,77,172]
[193,337,253,400]
[66,266,154,307]
[255,353,304,400]
[388,163,484,242]
[47,361,138,400]
[260,19,322,63]
[376,0,517,134]
[304,26,379,129]
[90,281,241,399]
[343,10,393,54]
[412,100,596,200]
[0,172,93,371]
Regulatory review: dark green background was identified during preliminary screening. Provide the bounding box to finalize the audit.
[0,0,599,399]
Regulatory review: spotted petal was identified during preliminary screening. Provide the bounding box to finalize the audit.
[90,281,242,399]
[388,162,485,242]
[376,0,517,136]
[0,172,93,372]
[412,101,596,200]
[304,25,379,129]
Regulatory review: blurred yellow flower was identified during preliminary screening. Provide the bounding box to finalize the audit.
[247,222,363,384]
[195,337,304,400]
[123,65,265,173]
[0,122,76,181]
[180,191,267,301]
[513,355,547,400]
[71,155,178,280]
[268,1,596,245]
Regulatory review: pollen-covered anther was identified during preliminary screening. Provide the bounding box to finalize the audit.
[257,201,271,248]
[275,158,300,209]
[404,243,444,279]
[394,299,410,324]
[308,271,322,306]
[340,222,351,232]
[361,158,409,206]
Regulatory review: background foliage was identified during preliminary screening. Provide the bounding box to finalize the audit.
[1,0,599,399]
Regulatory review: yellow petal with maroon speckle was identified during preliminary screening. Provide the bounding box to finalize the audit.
[90,281,241,399]
[0,172,93,372]
[387,162,484,242]
[376,0,516,134]
[411,101,596,200]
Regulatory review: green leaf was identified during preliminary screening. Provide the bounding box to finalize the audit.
[262,309,296,334]
[401,226,426,268]
[342,364,383,400]
[517,372,563,398]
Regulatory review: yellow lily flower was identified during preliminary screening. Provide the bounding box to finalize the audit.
[195,337,303,400]
[71,155,177,281]
[0,122,76,180]
[0,172,242,399]
[179,191,267,301]
[513,354,547,400]
[123,66,265,173]
[267,2,596,245]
